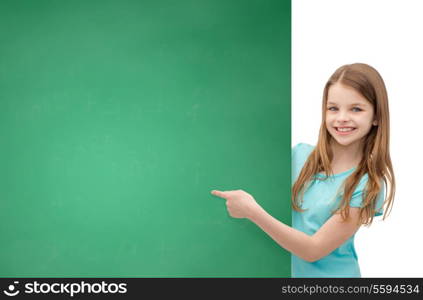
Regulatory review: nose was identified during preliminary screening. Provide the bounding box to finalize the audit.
[336,110,351,123]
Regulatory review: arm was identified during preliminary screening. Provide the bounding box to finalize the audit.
[211,189,362,262]
[250,204,361,262]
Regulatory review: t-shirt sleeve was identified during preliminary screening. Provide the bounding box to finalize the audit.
[374,182,385,217]
[349,176,385,217]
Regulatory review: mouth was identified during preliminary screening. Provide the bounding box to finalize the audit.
[334,127,356,135]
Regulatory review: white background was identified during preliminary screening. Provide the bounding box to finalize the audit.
[293,0,423,277]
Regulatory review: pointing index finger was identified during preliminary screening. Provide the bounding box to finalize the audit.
[211,190,227,199]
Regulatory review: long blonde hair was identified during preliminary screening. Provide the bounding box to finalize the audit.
[292,63,395,225]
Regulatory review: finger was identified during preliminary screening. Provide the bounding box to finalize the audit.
[211,190,227,199]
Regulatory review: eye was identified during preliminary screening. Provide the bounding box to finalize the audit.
[352,107,363,112]
[327,106,338,111]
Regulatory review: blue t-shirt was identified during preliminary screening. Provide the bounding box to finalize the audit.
[291,143,384,278]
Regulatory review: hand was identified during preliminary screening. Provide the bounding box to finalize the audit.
[211,189,262,219]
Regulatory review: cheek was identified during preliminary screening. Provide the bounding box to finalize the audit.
[357,114,374,132]
[325,114,334,127]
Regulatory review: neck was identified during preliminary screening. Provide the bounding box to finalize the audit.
[330,139,364,169]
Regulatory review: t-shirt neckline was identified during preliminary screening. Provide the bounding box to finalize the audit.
[315,167,356,178]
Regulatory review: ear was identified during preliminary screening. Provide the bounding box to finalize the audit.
[372,119,378,126]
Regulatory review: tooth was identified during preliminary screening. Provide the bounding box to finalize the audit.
[338,128,353,132]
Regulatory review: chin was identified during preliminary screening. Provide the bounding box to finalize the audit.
[333,139,355,147]
[330,134,364,148]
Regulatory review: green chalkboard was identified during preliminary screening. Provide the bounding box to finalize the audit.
[0,0,291,277]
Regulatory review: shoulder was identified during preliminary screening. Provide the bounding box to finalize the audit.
[353,174,384,195]
[355,173,369,191]
[349,174,386,216]
[292,143,314,159]
[292,143,315,180]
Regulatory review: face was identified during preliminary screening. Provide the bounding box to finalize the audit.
[325,83,377,148]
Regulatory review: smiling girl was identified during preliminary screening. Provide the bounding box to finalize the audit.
[211,63,395,277]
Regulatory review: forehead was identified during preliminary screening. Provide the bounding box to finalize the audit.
[327,83,370,105]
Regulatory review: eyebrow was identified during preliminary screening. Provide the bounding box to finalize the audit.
[327,101,367,106]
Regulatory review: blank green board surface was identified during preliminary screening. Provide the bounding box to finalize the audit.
[0,0,291,277]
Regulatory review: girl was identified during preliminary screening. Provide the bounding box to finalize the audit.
[211,63,395,278]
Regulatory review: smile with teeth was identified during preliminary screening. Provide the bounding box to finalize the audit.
[335,127,356,133]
